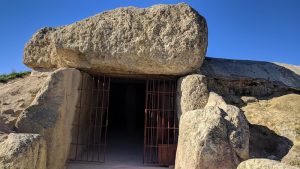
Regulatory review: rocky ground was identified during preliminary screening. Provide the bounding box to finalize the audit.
[0,72,50,169]
[242,94,300,167]
[0,71,49,131]
[237,159,299,169]
[0,71,50,144]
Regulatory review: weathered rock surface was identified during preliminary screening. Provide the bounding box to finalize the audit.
[241,96,258,104]
[200,57,300,89]
[24,3,207,75]
[242,94,300,167]
[205,92,250,160]
[0,71,49,130]
[0,133,46,169]
[237,159,299,169]
[200,58,300,98]
[175,92,249,169]
[177,74,208,118]
[16,68,82,169]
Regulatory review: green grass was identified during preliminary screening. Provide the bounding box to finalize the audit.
[0,71,31,83]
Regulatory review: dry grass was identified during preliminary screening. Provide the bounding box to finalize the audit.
[0,71,31,83]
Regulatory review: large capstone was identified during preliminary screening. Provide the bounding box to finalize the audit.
[23,3,207,75]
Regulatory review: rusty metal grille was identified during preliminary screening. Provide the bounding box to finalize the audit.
[144,79,179,166]
[68,74,110,163]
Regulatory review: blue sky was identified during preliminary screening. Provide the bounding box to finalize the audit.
[0,0,299,73]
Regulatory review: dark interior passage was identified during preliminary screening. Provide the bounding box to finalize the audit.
[106,78,146,164]
[68,75,177,167]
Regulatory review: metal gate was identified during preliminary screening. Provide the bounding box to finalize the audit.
[68,74,110,163]
[144,79,179,166]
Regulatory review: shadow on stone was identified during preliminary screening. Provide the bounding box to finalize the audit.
[201,57,300,98]
[249,124,293,160]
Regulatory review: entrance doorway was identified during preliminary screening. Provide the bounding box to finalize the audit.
[67,74,178,167]
[106,78,146,165]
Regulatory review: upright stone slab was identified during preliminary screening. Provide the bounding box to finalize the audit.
[175,92,249,169]
[16,68,82,169]
[23,3,207,75]
[177,74,208,118]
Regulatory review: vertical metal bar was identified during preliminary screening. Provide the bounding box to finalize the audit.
[143,80,148,164]
[148,80,151,163]
[146,80,150,164]
[87,76,94,161]
[103,77,110,162]
[81,76,91,161]
[98,76,104,161]
[172,80,176,146]
[92,77,100,161]
[68,74,110,164]
[143,77,178,166]
[150,80,154,163]
[155,80,161,162]
[154,80,157,163]
[147,80,150,164]
[167,80,170,160]
[162,79,165,160]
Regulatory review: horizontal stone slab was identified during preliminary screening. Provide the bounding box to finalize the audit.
[200,57,300,89]
[23,3,207,75]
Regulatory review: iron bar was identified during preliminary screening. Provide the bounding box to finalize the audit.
[69,74,177,166]
[68,75,110,163]
[143,78,178,166]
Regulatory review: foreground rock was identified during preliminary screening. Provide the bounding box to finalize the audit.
[177,74,208,118]
[175,92,249,169]
[237,159,299,169]
[242,94,300,167]
[16,68,82,169]
[24,3,207,75]
[0,133,46,169]
[0,71,49,130]
[205,92,250,160]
